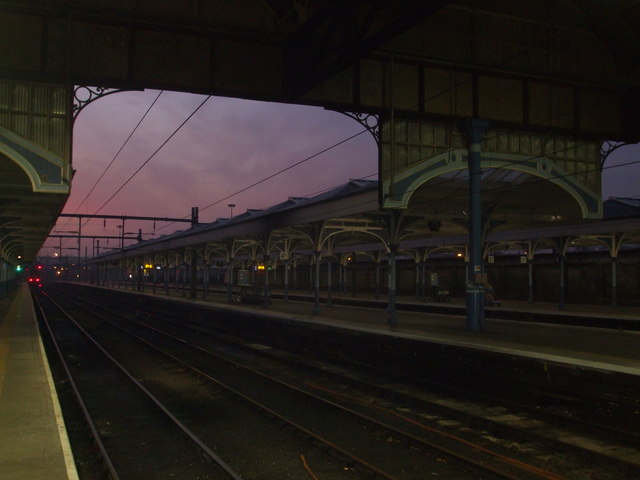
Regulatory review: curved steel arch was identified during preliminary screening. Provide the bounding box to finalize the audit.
[385,149,602,219]
[0,126,68,193]
[320,228,389,253]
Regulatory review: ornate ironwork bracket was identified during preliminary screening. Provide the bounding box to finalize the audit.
[331,110,380,146]
[73,86,137,123]
[600,140,638,166]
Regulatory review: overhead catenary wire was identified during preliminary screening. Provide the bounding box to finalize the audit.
[184,4,630,225]
[199,129,370,213]
[149,96,637,236]
[148,148,640,251]
[58,5,637,252]
[55,91,166,246]
[52,3,302,253]
[91,95,212,216]
[296,157,640,228]
[74,90,165,216]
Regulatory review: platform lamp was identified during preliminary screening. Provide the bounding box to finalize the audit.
[228,203,236,218]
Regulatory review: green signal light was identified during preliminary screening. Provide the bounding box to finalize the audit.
[16,265,22,272]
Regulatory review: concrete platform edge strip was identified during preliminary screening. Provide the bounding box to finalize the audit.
[155,293,640,378]
[30,292,79,480]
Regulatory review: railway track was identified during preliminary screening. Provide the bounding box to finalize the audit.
[33,288,243,480]
[74,283,640,443]
[39,284,640,479]
[37,287,516,479]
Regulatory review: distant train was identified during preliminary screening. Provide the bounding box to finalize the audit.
[27,264,44,287]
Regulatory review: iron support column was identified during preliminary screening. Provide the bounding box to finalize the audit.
[465,119,489,331]
[226,260,234,303]
[327,258,333,307]
[292,261,297,289]
[152,263,157,294]
[312,251,321,315]
[375,261,380,299]
[263,261,270,308]
[388,244,398,326]
[351,254,357,298]
[558,253,566,310]
[527,258,534,303]
[182,261,187,297]
[137,263,142,292]
[611,256,618,307]
[164,264,169,295]
[284,259,290,301]
[414,261,420,298]
[202,263,209,301]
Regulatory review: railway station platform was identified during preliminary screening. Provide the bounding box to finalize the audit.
[0,285,78,480]
[103,284,640,377]
[214,292,640,376]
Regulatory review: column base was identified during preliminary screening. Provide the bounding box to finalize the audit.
[465,286,484,331]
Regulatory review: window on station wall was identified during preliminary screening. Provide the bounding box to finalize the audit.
[484,129,601,194]
[0,80,70,160]
[380,118,465,171]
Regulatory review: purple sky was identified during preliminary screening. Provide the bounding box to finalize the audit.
[40,90,640,258]
[43,90,378,257]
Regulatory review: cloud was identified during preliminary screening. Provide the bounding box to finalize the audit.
[45,90,377,254]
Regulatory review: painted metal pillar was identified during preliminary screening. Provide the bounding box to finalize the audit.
[309,256,314,294]
[339,263,344,295]
[292,259,298,290]
[202,262,209,301]
[611,256,618,307]
[351,254,357,298]
[181,260,187,297]
[414,260,420,298]
[284,259,290,301]
[190,251,198,299]
[374,260,381,299]
[226,260,234,303]
[465,119,489,331]
[388,244,398,326]
[164,263,169,295]
[152,262,157,294]
[137,262,143,292]
[558,253,566,310]
[421,261,427,300]
[312,251,321,315]
[527,258,534,303]
[327,258,333,307]
[263,260,270,308]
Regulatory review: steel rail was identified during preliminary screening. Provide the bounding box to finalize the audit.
[54,292,400,480]
[61,291,547,480]
[32,292,121,480]
[38,290,244,480]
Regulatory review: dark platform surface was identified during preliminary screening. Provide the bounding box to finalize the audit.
[93,283,640,376]
[0,285,77,480]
